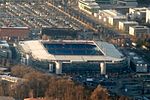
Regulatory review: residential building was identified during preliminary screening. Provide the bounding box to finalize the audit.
[118,21,138,33]
[129,26,149,37]
[99,10,127,27]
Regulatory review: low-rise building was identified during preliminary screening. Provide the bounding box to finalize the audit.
[118,21,138,33]
[0,27,30,41]
[129,26,149,37]
[78,0,100,15]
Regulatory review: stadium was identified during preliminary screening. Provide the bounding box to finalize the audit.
[18,40,128,74]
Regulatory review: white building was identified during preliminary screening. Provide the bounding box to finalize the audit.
[78,0,100,15]
[129,26,149,37]
[118,21,138,33]
[146,9,150,23]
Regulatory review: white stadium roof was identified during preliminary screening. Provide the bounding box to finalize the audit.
[19,40,125,62]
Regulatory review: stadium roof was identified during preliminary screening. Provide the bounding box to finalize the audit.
[19,40,125,62]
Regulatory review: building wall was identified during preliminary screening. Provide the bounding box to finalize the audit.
[108,17,114,26]
[129,27,135,36]
[27,58,128,74]
[119,21,124,30]
[146,9,150,23]
[114,18,126,28]
[124,24,137,33]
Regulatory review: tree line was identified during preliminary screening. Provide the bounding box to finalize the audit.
[0,65,130,100]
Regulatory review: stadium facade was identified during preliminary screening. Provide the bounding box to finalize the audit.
[18,40,128,74]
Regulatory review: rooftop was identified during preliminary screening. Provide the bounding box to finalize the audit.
[100,10,126,19]
[131,25,149,29]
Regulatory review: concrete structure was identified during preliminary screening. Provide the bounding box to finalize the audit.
[78,0,100,15]
[129,7,147,21]
[118,21,138,33]
[99,10,127,27]
[117,0,138,7]
[146,9,150,23]
[0,27,30,41]
[129,26,149,37]
[19,40,128,74]
[0,40,11,58]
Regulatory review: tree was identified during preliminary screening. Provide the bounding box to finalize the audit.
[9,81,30,100]
[23,71,50,98]
[11,65,36,78]
[90,85,110,100]
[45,78,87,100]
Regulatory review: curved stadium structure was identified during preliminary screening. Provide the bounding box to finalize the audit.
[19,40,128,74]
